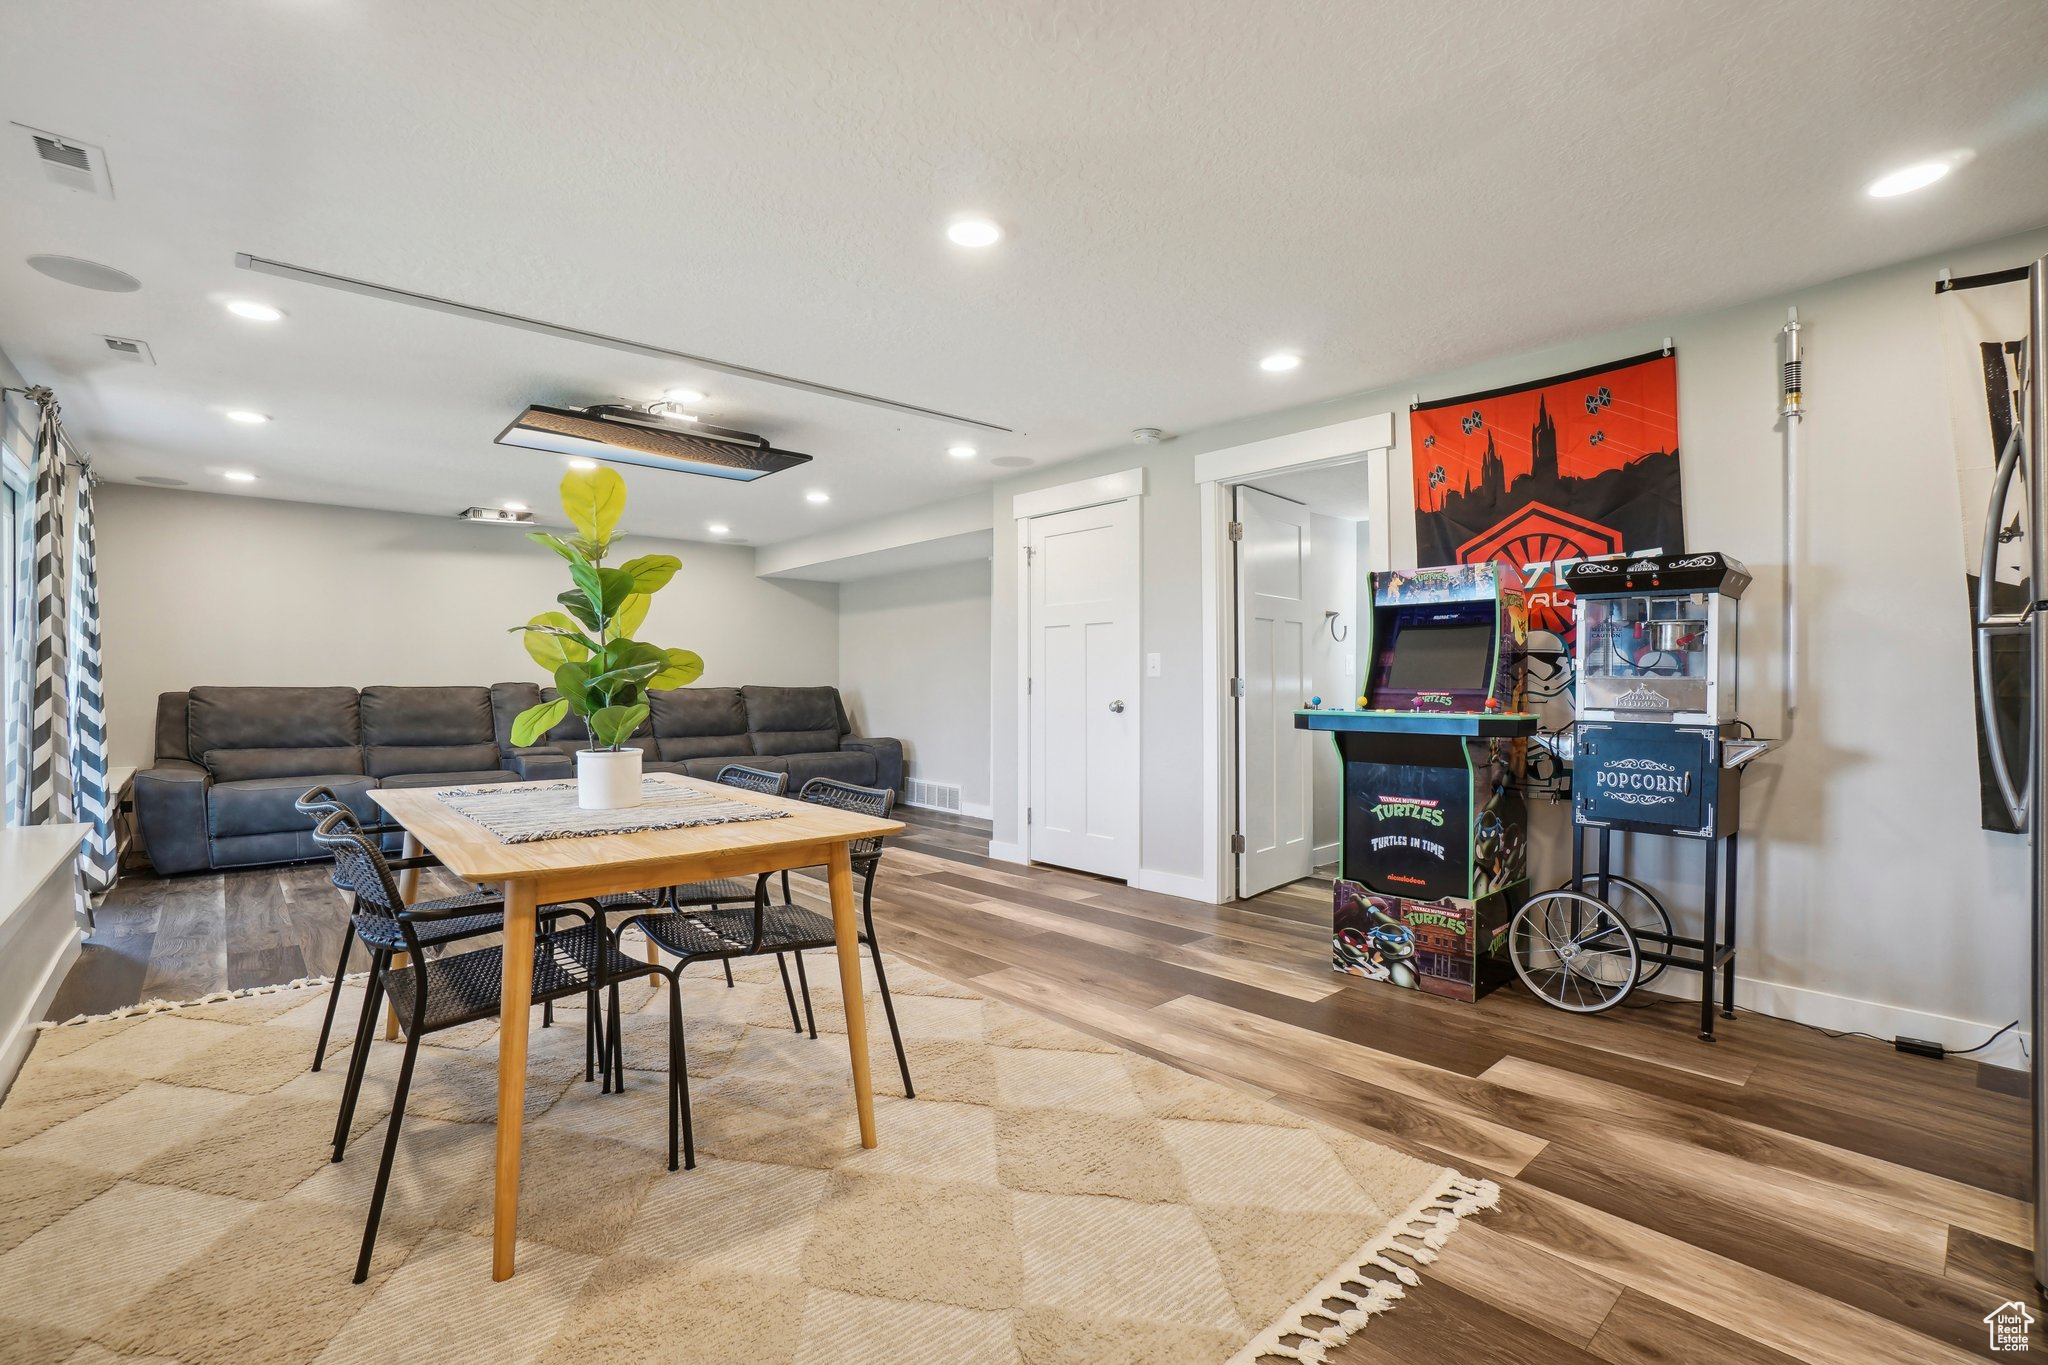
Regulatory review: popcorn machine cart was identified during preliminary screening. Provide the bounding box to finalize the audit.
[1512,552,1773,1040]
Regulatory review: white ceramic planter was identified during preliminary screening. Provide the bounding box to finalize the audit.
[577,747,644,810]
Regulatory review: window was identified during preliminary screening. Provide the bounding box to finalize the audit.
[1,400,32,825]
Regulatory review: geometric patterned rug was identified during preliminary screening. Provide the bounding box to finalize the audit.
[0,949,1493,1365]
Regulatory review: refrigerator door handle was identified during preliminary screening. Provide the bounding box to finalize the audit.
[1974,419,2030,827]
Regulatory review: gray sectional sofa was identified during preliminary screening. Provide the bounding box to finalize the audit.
[135,683,902,875]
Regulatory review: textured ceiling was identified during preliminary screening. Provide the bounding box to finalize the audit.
[1,0,2045,545]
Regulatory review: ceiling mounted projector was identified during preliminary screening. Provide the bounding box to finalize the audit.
[495,404,813,481]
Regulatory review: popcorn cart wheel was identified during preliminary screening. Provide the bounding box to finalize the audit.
[1508,890,1642,1013]
[1558,872,1673,986]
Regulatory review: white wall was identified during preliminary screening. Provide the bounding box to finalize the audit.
[1307,512,1358,861]
[95,484,839,769]
[988,223,2048,1059]
[838,558,993,814]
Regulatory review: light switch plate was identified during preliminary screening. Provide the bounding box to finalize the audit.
[1146,652,1162,677]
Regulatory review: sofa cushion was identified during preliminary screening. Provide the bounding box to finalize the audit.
[649,688,752,762]
[205,746,365,783]
[189,685,360,759]
[360,686,501,777]
[781,751,878,789]
[679,754,789,780]
[209,774,377,839]
[377,768,522,790]
[743,686,842,758]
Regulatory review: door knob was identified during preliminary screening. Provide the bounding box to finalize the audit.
[1109,700,1126,713]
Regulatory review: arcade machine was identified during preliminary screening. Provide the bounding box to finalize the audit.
[1511,551,1773,1039]
[1295,562,1539,1000]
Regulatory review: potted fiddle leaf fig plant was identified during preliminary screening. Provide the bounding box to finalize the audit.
[507,466,704,810]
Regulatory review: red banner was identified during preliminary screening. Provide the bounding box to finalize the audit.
[1410,350,1685,646]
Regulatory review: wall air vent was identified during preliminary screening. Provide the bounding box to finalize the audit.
[458,506,535,526]
[496,404,813,481]
[905,777,964,814]
[101,335,154,364]
[17,125,113,197]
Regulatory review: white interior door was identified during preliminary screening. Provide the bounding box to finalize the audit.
[1027,499,1140,880]
[1235,485,1314,897]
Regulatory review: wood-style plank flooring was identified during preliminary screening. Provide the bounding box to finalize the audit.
[44,811,2041,1362]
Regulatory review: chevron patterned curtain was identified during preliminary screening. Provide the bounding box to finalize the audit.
[27,389,73,831]
[70,465,113,892]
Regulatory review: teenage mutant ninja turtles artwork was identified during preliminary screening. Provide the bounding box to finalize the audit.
[1332,898,1419,988]
[1472,777,1526,897]
[1333,877,1517,1001]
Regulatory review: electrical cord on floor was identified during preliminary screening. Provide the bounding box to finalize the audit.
[1948,1019,2020,1057]
[1762,1008,2020,1060]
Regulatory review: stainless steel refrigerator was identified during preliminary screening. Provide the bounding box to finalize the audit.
[1978,257,2048,1289]
[2031,258,2048,1295]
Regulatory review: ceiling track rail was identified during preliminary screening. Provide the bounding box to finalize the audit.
[233,252,1015,433]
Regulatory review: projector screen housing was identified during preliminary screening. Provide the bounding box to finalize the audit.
[496,404,813,481]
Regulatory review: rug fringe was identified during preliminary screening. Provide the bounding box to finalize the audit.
[34,973,367,1030]
[1227,1170,1501,1364]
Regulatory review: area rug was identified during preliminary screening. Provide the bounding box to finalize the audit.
[0,950,1494,1365]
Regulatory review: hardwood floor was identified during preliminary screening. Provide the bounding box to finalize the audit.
[44,810,2040,1361]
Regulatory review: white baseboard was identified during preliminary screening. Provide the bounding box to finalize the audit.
[1312,841,1341,867]
[986,840,1030,866]
[1639,965,2030,1071]
[0,926,81,1101]
[959,801,993,821]
[1129,866,1217,903]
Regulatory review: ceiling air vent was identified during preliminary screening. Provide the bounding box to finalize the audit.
[15,125,113,197]
[458,506,534,526]
[101,335,154,364]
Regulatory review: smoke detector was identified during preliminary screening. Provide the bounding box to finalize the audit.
[101,335,154,364]
[16,125,113,198]
[1131,427,1166,445]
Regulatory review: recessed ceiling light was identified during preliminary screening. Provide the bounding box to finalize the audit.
[1865,155,1967,198]
[707,523,730,536]
[664,387,707,405]
[806,490,830,504]
[948,444,977,459]
[222,470,257,483]
[567,457,598,470]
[224,410,270,424]
[502,501,529,512]
[224,299,284,322]
[1258,352,1302,373]
[946,217,1003,248]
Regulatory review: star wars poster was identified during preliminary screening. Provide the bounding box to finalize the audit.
[1936,271,2030,834]
[1410,350,1687,652]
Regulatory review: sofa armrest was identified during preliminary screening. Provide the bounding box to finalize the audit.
[507,747,574,781]
[134,759,213,875]
[840,736,903,794]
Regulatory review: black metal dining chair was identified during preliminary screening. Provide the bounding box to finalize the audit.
[296,786,509,1072]
[614,778,914,1170]
[294,786,585,1072]
[310,809,644,1283]
[659,763,802,1020]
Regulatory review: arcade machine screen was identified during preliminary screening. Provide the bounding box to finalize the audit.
[1385,620,1494,693]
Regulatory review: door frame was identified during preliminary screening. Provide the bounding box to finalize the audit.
[1195,413,1399,904]
[1009,467,1146,871]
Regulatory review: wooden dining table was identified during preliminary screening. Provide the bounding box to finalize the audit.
[369,773,904,1281]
